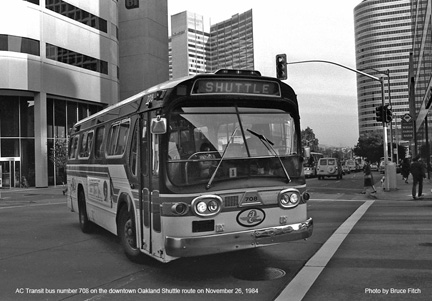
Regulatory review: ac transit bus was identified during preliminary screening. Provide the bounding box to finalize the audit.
[67,69,313,263]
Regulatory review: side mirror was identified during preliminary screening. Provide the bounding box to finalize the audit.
[150,117,167,134]
[303,146,311,158]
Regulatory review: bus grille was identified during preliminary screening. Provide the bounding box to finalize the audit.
[224,195,239,207]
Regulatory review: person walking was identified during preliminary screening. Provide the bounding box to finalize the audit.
[362,159,377,197]
[410,155,426,200]
[401,158,410,183]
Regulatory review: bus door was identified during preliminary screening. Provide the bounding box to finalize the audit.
[144,110,166,259]
[136,113,152,254]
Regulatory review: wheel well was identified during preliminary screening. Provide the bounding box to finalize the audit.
[116,193,134,227]
[77,184,85,206]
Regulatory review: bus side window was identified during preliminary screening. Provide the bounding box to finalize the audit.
[116,121,130,155]
[79,131,94,158]
[107,119,130,156]
[69,135,79,159]
[94,126,105,158]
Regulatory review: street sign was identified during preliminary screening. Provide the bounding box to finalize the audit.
[402,113,412,123]
[401,113,414,140]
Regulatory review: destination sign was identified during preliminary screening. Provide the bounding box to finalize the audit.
[192,79,281,97]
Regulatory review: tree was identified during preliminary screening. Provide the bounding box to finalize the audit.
[353,133,382,163]
[49,138,68,184]
[301,127,319,151]
[353,133,407,163]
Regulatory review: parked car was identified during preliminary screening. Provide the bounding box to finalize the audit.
[345,159,357,172]
[303,164,316,178]
[317,157,343,180]
[342,162,350,174]
[370,163,378,171]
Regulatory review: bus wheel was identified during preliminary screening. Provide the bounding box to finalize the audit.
[78,189,92,233]
[118,207,142,262]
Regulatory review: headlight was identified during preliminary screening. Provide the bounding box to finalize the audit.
[191,195,222,217]
[278,189,301,208]
[196,201,207,213]
[207,200,219,212]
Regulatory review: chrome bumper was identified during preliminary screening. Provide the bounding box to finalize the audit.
[165,217,313,258]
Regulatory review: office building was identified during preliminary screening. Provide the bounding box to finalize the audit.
[0,0,168,187]
[169,11,210,79]
[409,0,432,157]
[119,0,169,100]
[208,9,254,72]
[354,0,413,142]
[169,9,254,79]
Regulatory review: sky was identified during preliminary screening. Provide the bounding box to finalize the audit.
[168,0,362,147]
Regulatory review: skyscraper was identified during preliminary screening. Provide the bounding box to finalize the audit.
[169,9,254,79]
[354,0,413,142]
[169,11,210,79]
[119,0,169,100]
[208,9,254,72]
[409,0,432,156]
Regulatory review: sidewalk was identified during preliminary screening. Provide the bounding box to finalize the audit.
[371,171,432,201]
[0,185,66,197]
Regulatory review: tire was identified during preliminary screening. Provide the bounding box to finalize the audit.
[118,207,143,262]
[78,188,92,233]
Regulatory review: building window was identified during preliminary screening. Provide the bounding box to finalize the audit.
[46,0,107,33]
[0,96,36,187]
[47,98,105,185]
[24,0,39,5]
[0,34,40,56]
[46,43,108,75]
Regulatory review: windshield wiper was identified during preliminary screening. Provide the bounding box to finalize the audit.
[206,127,239,190]
[247,129,291,183]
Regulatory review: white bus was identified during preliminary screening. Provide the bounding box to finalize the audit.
[67,69,313,263]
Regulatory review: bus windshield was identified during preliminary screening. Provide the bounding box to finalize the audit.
[167,105,300,186]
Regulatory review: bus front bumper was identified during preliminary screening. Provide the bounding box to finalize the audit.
[165,217,313,258]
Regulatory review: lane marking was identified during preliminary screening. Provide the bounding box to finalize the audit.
[275,200,374,301]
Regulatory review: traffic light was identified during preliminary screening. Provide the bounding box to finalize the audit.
[384,105,393,123]
[276,54,287,80]
[375,105,383,122]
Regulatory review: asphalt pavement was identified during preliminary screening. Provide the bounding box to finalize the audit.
[2,178,432,300]
[279,173,432,301]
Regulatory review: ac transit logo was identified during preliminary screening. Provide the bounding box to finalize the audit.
[237,208,265,227]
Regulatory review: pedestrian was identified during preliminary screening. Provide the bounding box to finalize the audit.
[401,158,410,183]
[362,159,377,197]
[410,155,426,200]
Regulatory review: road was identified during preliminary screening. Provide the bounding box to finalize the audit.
[1,175,431,301]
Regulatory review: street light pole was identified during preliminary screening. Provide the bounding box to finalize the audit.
[380,77,389,179]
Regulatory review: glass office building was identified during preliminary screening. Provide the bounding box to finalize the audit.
[410,0,432,159]
[354,0,413,142]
